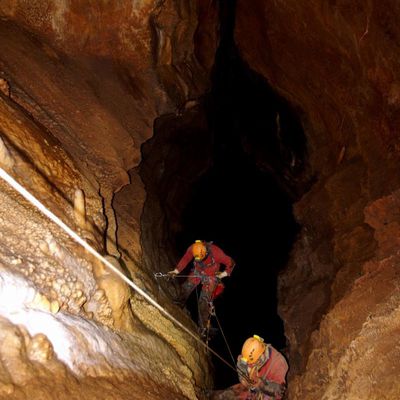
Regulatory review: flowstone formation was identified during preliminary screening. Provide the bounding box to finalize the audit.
[235,0,400,398]
[0,1,217,399]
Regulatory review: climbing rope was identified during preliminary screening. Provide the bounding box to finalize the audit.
[0,167,239,374]
[189,277,235,359]
[155,268,256,383]
[196,299,253,386]
[213,308,236,367]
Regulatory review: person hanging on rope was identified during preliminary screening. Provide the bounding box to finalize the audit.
[212,335,288,400]
[168,240,235,335]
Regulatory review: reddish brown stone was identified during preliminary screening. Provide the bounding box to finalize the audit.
[235,1,400,398]
[0,2,218,398]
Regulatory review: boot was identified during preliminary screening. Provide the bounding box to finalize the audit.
[198,296,212,329]
[198,320,218,340]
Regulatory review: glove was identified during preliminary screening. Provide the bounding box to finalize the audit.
[167,268,179,276]
[216,271,228,279]
[237,357,247,374]
[236,358,250,387]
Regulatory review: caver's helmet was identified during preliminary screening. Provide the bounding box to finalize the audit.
[241,335,266,364]
[192,240,207,261]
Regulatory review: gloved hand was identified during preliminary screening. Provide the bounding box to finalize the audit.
[237,357,247,373]
[216,271,228,279]
[236,357,250,387]
[167,268,179,276]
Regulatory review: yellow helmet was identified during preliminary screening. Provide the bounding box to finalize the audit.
[192,240,207,261]
[241,335,266,364]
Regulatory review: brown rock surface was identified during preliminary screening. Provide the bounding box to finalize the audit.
[0,0,217,189]
[0,315,192,400]
[235,1,400,398]
[0,90,210,398]
[0,0,217,261]
[0,1,218,398]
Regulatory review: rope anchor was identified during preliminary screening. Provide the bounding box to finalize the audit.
[154,272,193,279]
[154,272,169,279]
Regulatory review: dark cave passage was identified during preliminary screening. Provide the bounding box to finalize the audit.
[139,0,310,390]
[175,153,298,389]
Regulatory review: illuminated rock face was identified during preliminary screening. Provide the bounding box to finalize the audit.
[0,92,209,399]
[235,1,400,398]
[0,1,216,399]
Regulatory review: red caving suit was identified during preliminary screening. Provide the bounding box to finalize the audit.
[213,345,288,400]
[176,242,235,328]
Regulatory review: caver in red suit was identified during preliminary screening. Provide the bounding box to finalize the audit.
[212,336,288,400]
[169,240,235,330]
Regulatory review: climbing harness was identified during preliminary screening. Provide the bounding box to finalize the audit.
[0,167,240,376]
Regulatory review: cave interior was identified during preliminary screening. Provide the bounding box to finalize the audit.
[139,1,309,387]
[1,0,400,399]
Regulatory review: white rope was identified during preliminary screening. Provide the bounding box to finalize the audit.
[0,167,237,372]
[214,309,236,366]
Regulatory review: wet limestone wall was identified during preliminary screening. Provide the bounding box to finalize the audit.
[235,1,400,399]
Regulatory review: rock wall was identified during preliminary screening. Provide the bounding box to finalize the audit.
[0,1,218,398]
[235,1,400,398]
[0,88,208,399]
[139,104,213,275]
[4,0,399,398]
